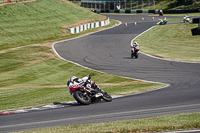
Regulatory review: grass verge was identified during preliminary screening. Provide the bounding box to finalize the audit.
[162,13,200,16]
[14,112,200,133]
[0,82,164,111]
[0,0,104,50]
[155,0,200,10]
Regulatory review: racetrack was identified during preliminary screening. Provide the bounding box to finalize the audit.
[1,14,200,133]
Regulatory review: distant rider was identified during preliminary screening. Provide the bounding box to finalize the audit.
[159,9,163,16]
[131,42,140,48]
[163,17,167,22]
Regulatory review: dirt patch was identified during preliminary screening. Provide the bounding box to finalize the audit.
[0,42,55,54]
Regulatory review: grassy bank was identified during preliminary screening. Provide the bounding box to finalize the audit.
[14,113,200,133]
[155,0,200,10]
[0,82,163,111]
[0,0,104,50]
[135,22,200,62]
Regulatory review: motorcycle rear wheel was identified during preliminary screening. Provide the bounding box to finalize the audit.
[135,51,138,58]
[102,92,112,102]
[131,50,134,58]
[74,91,91,105]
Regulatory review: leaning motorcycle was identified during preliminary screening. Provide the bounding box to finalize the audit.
[183,16,191,23]
[157,19,167,25]
[131,45,140,58]
[67,74,112,105]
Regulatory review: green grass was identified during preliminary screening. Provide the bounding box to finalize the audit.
[167,18,183,23]
[0,0,101,50]
[155,0,200,10]
[135,22,200,62]
[14,113,200,133]
[161,13,200,16]
[0,83,164,111]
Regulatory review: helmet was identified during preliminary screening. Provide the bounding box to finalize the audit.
[134,42,137,44]
[70,76,78,82]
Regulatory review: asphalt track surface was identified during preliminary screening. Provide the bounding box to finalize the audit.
[1,15,200,133]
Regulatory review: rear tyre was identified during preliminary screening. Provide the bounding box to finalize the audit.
[131,50,134,58]
[135,51,138,58]
[102,92,112,102]
[74,91,91,105]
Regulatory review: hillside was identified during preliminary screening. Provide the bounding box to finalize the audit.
[0,0,105,50]
[155,0,200,10]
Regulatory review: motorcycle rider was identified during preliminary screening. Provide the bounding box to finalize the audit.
[163,17,167,23]
[184,14,191,23]
[159,9,163,16]
[131,42,140,48]
[68,76,81,86]
[157,17,167,25]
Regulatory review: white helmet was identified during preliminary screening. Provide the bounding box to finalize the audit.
[134,42,137,44]
[70,76,78,82]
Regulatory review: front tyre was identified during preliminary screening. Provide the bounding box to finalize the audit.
[102,92,112,102]
[74,91,91,105]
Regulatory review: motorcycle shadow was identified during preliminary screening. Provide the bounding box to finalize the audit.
[53,99,105,107]
[53,101,80,106]
[123,57,138,59]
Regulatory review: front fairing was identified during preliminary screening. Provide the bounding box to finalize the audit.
[132,46,140,52]
[69,84,85,93]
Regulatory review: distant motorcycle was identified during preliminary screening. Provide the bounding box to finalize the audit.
[67,74,112,105]
[159,9,163,16]
[157,19,167,25]
[183,16,191,23]
[131,44,140,58]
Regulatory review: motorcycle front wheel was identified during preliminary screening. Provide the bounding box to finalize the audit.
[74,91,91,105]
[102,92,112,102]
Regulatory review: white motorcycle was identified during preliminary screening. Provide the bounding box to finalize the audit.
[183,16,191,23]
[157,19,167,25]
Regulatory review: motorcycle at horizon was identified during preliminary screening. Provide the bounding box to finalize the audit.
[183,15,191,23]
